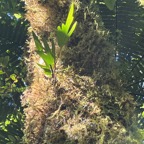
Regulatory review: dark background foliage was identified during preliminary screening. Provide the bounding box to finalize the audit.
[98,0,144,128]
[0,0,28,143]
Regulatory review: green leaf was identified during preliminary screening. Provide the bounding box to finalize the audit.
[37,64,52,76]
[56,2,77,47]
[32,32,43,51]
[62,23,68,33]
[51,39,55,59]
[37,63,50,69]
[33,31,55,77]
[5,120,11,126]
[142,111,144,118]
[14,13,22,19]
[103,0,116,10]
[10,74,18,83]
[66,2,74,28]
[57,26,61,31]
[56,30,69,47]
[0,70,5,75]
[36,51,54,66]
[43,69,52,76]
[42,38,51,53]
[68,21,77,37]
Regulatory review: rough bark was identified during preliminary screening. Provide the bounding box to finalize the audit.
[21,0,140,143]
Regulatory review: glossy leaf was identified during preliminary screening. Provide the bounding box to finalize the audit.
[36,51,54,66]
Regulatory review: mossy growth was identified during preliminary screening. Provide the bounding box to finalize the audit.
[21,0,144,143]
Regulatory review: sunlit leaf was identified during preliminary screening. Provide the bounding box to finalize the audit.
[10,74,18,83]
[68,21,77,37]
[43,69,52,76]
[66,2,74,27]
[0,70,5,75]
[37,63,50,69]
[62,23,68,33]
[32,32,43,51]
[56,2,77,47]
[5,120,11,126]
[14,13,22,19]
[36,51,54,66]
[142,111,144,117]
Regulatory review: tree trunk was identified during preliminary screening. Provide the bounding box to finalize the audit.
[21,0,139,143]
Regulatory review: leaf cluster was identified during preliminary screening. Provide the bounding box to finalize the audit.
[56,3,77,47]
[32,32,55,76]
[33,3,77,77]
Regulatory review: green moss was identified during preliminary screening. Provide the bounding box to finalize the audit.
[23,0,142,143]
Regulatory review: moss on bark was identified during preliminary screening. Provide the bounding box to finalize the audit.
[21,0,142,143]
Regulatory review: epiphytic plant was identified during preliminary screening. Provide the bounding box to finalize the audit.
[32,32,55,77]
[56,2,77,48]
[33,2,77,77]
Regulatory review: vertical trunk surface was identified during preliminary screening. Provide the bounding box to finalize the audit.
[21,0,139,144]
